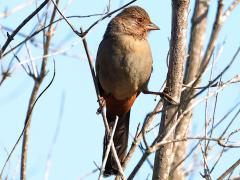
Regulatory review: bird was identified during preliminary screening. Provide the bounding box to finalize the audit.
[95,6,159,176]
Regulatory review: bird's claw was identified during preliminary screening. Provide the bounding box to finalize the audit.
[97,96,106,114]
[160,92,178,105]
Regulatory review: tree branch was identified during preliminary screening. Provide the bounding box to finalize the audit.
[217,159,240,180]
[171,1,210,179]
[152,1,190,179]
[0,0,50,58]
[0,61,56,178]
[20,1,58,179]
[80,28,125,179]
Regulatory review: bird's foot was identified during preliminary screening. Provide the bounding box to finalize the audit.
[142,89,178,105]
[97,96,106,114]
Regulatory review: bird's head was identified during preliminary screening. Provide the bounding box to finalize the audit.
[104,6,159,39]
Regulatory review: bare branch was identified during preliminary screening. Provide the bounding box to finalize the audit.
[153,1,190,179]
[80,0,137,37]
[80,28,125,179]
[1,15,107,57]
[121,100,164,169]
[222,0,240,22]
[0,0,50,58]
[193,46,240,99]
[199,0,224,73]
[217,159,240,180]
[0,60,56,177]
[44,92,65,180]
[98,117,119,180]
[186,0,240,100]
[171,99,240,175]
[128,133,239,180]
[128,72,240,179]
[49,0,137,38]
[172,3,210,178]
[20,1,59,179]
[49,0,78,35]
[0,0,35,19]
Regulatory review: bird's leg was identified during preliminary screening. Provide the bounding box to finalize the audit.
[97,96,106,114]
[142,89,178,105]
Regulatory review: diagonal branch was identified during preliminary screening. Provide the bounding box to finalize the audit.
[222,0,240,21]
[0,61,56,178]
[0,0,50,58]
[50,0,137,38]
[20,1,59,179]
[128,73,240,179]
[121,99,164,169]
[98,117,119,180]
[80,28,125,179]
[217,159,240,180]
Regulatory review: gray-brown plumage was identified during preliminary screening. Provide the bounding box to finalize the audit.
[96,6,159,176]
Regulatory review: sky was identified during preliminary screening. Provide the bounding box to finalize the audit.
[0,0,240,180]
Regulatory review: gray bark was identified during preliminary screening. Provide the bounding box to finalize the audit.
[152,1,190,180]
[170,1,210,179]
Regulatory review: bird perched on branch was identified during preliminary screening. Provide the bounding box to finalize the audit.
[96,6,159,176]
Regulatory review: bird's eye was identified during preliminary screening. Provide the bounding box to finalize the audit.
[137,18,143,23]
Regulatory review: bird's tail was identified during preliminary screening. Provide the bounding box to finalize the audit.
[102,110,130,176]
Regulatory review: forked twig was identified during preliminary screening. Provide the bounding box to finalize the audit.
[80,28,125,179]
[0,60,56,177]
[0,0,50,58]
[98,117,119,180]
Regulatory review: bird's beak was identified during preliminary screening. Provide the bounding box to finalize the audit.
[147,22,160,31]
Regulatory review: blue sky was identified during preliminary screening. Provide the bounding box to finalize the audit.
[0,0,240,180]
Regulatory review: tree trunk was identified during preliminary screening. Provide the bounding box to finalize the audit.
[152,1,190,180]
[171,1,210,179]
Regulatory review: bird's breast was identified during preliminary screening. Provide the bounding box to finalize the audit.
[96,35,153,100]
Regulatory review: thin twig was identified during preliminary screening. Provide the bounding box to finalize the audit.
[51,0,137,38]
[98,117,119,180]
[50,0,78,34]
[222,0,240,21]
[219,108,240,139]
[148,73,240,135]
[192,46,240,99]
[0,0,50,58]
[80,28,125,179]
[24,42,38,78]
[0,28,31,81]
[1,12,117,57]
[79,168,98,180]
[20,2,58,178]
[127,135,236,180]
[128,73,240,179]
[0,60,56,177]
[171,100,240,174]
[0,0,36,18]
[217,159,240,180]
[44,92,65,180]
[80,0,137,37]
[121,100,164,169]
[203,50,216,179]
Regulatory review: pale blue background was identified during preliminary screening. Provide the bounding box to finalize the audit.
[0,0,240,179]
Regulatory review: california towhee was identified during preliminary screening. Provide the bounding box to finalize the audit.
[96,6,159,176]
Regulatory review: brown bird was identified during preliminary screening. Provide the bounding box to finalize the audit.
[96,6,159,176]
